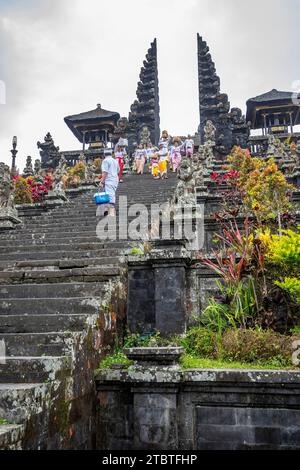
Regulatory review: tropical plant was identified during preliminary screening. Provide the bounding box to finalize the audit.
[201,220,253,286]
[275,277,300,304]
[26,174,53,202]
[243,160,294,231]
[14,177,33,204]
[265,228,300,276]
[201,297,231,334]
[62,162,86,188]
[227,146,262,186]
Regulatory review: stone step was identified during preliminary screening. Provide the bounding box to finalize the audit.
[2,226,141,238]
[0,268,118,284]
[0,256,120,271]
[0,297,103,315]
[0,282,107,299]
[0,235,136,247]
[0,314,93,333]
[20,199,171,214]
[21,201,175,215]
[8,225,116,234]
[0,423,25,449]
[0,356,72,383]
[0,248,121,261]
[0,332,80,356]
[0,383,47,425]
[16,218,158,230]
[0,241,129,254]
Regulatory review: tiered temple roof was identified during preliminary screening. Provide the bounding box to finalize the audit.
[64,104,120,145]
[246,89,300,130]
[131,39,160,146]
[197,34,249,156]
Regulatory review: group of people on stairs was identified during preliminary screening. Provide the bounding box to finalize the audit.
[97,131,194,217]
[133,131,194,180]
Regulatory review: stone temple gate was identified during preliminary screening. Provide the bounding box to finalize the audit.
[36,35,300,170]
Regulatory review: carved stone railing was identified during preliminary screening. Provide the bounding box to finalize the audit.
[249,132,300,156]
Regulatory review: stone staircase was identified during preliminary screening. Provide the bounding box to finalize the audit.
[0,171,178,449]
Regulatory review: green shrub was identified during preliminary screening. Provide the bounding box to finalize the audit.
[266,228,300,276]
[201,299,230,334]
[123,333,153,348]
[98,350,132,369]
[14,177,33,204]
[178,326,300,367]
[183,327,218,357]
[179,355,292,370]
[221,329,298,365]
[130,247,144,256]
[275,277,300,304]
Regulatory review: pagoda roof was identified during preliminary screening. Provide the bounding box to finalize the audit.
[64,104,120,142]
[247,89,296,104]
[246,89,300,128]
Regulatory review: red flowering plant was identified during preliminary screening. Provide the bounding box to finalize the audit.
[210,167,244,220]
[14,174,53,204]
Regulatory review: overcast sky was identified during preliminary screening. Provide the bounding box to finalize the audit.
[0,0,299,170]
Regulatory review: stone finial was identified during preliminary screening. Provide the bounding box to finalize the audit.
[22,156,34,178]
[34,159,42,177]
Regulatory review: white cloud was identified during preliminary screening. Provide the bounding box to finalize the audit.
[0,0,299,170]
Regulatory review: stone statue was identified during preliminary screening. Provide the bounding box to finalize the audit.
[204,120,216,144]
[53,155,67,190]
[78,153,86,164]
[198,120,216,169]
[34,159,42,176]
[113,117,129,143]
[175,158,197,205]
[0,162,21,230]
[23,156,34,178]
[191,153,204,187]
[37,132,61,169]
[0,163,14,208]
[139,126,151,146]
[85,160,96,183]
[267,134,295,174]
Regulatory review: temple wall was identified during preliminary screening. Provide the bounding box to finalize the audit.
[96,368,300,450]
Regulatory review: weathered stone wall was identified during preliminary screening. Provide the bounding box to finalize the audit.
[96,368,300,450]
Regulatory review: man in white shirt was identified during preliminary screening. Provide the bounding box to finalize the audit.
[99,150,119,216]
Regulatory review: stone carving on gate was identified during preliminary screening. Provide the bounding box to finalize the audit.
[0,162,21,230]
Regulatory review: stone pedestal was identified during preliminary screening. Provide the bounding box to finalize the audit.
[124,347,183,369]
[44,190,68,208]
[0,207,22,231]
[126,348,182,450]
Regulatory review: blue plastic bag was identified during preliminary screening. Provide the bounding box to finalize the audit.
[94,191,110,205]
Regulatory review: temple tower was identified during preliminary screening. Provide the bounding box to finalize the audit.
[131,38,160,146]
[197,34,249,157]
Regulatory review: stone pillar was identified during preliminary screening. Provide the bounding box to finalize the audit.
[153,260,187,336]
[127,245,190,336]
[125,347,182,450]
[133,386,178,450]
[127,263,155,334]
